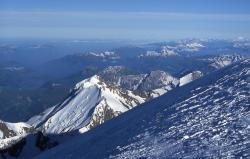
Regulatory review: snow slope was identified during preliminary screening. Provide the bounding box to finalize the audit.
[179,71,203,86]
[28,75,144,134]
[35,59,250,159]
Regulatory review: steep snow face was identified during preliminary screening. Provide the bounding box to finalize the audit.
[179,71,203,86]
[28,75,145,134]
[206,54,245,69]
[42,76,103,134]
[35,59,250,159]
[0,120,33,149]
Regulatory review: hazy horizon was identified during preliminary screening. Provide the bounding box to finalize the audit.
[1,0,250,40]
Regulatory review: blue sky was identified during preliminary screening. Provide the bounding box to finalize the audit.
[1,0,250,40]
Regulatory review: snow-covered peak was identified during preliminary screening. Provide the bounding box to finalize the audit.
[75,75,101,89]
[0,120,33,149]
[139,41,205,58]
[28,68,183,135]
[27,68,199,135]
[133,70,179,98]
[178,41,205,52]
[88,51,115,57]
[137,71,179,92]
[144,51,159,56]
[140,46,178,57]
[206,54,245,69]
[160,46,179,56]
[87,51,120,59]
[28,74,145,134]
[186,42,204,49]
[0,120,32,140]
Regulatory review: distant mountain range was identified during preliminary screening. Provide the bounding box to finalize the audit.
[1,56,247,158]
[1,51,245,122]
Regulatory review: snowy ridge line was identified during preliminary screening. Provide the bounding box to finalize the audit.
[28,68,201,135]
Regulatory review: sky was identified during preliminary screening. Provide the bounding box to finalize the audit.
[0,0,250,40]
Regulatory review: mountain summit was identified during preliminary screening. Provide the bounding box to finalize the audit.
[28,68,181,134]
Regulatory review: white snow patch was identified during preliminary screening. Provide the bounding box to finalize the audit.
[179,71,203,86]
